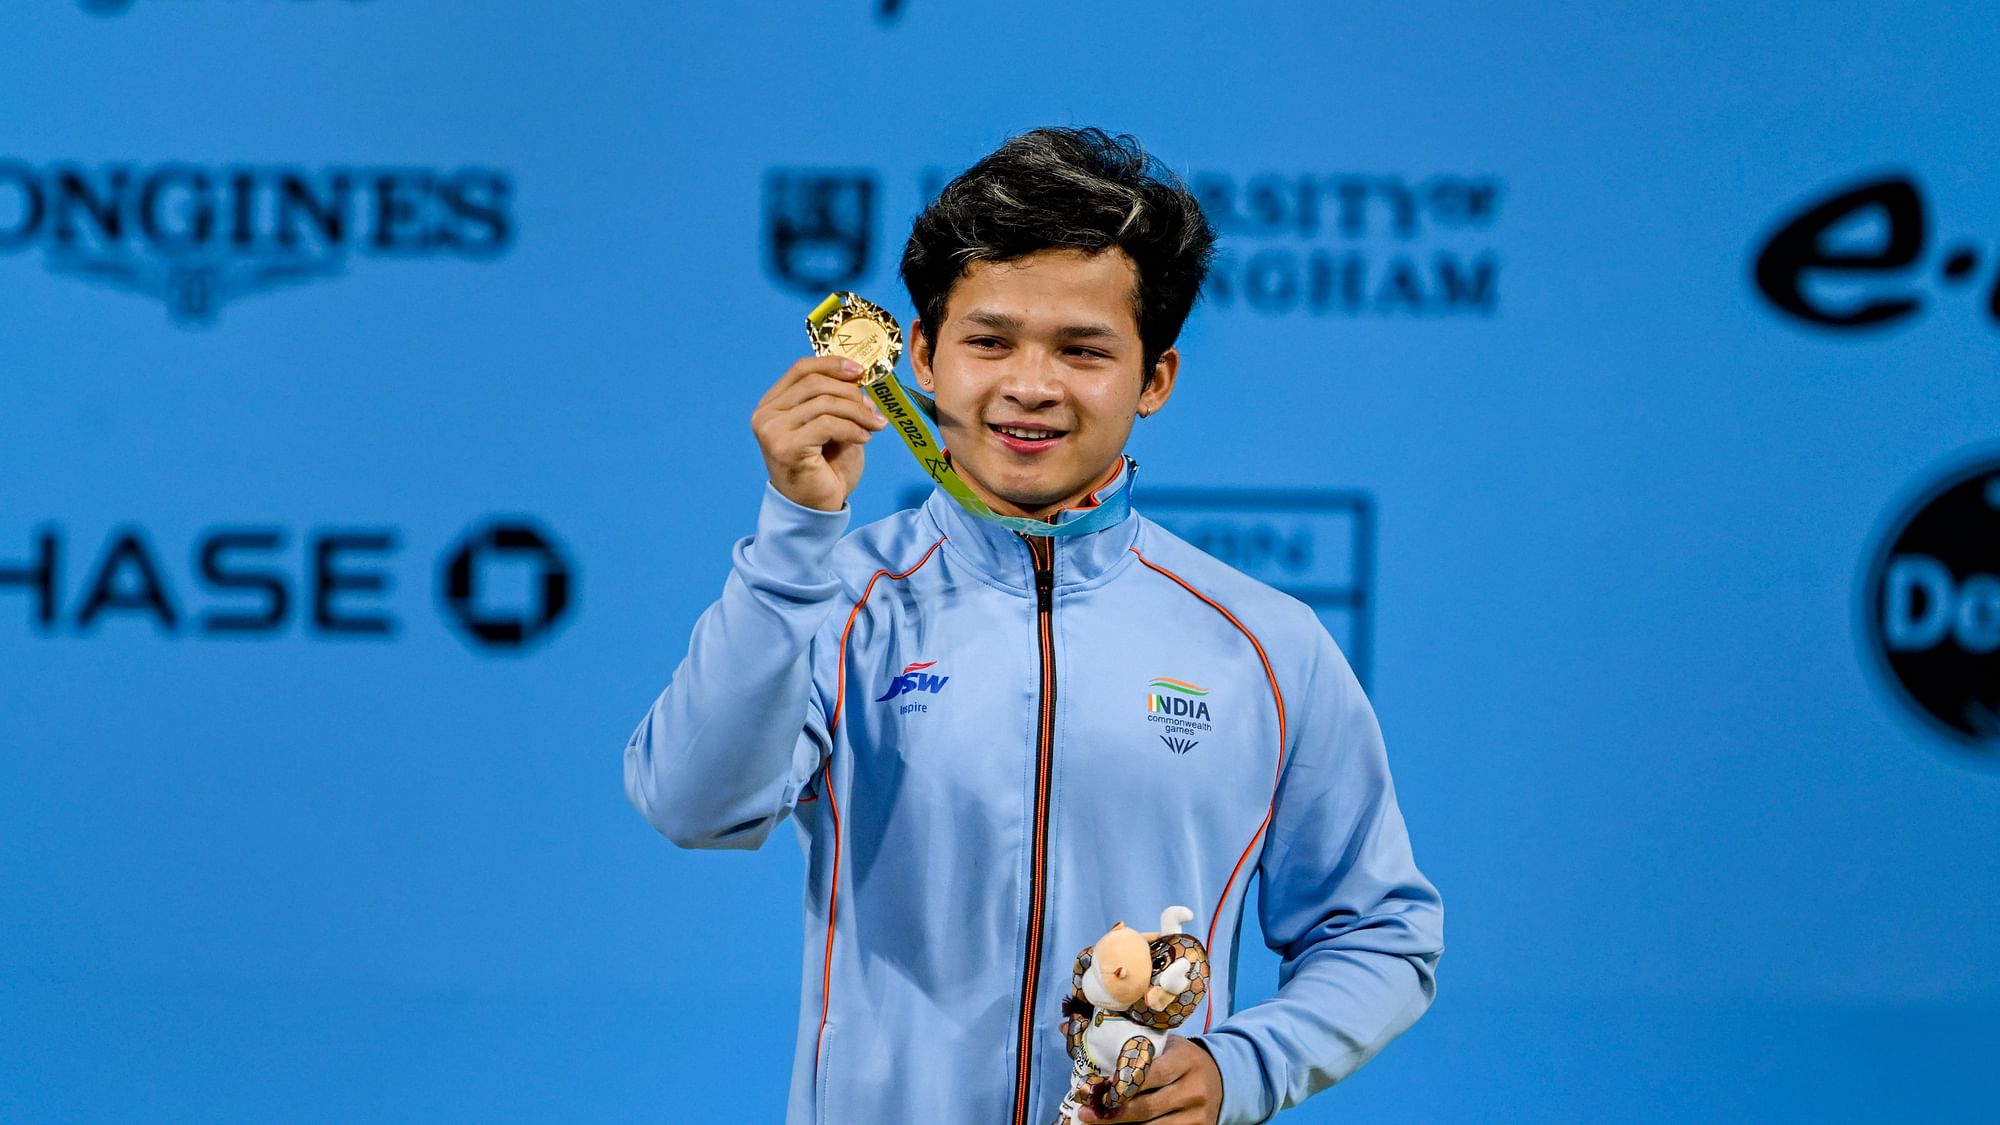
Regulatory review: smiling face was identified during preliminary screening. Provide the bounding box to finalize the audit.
[909,248,1178,520]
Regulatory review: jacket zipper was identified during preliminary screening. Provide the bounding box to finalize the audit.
[1011,534,1057,1125]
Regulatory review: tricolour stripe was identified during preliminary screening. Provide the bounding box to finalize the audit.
[1130,548,1288,1034]
[817,534,947,1072]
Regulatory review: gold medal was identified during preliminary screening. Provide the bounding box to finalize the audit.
[806,292,903,384]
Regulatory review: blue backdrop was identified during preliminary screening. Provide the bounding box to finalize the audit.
[5,3,1997,1121]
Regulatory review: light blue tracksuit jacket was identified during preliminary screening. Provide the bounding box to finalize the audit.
[625,463,1443,1124]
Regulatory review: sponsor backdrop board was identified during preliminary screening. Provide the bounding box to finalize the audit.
[3,3,1997,1122]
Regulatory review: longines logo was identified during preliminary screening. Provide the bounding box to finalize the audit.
[80,0,372,15]
[0,517,572,653]
[1753,172,1999,333]
[1861,454,2000,763]
[0,160,512,324]
[763,167,1501,318]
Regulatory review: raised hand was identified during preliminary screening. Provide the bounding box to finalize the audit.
[750,355,888,512]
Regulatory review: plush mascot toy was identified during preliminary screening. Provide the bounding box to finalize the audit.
[1054,905,1212,1124]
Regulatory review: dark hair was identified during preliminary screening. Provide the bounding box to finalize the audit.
[899,127,1216,375]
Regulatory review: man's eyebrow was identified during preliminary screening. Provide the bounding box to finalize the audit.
[957,309,1120,341]
[959,309,1023,331]
[1054,323,1118,341]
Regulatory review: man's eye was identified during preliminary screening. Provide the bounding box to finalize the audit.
[966,337,1004,350]
[1065,347,1110,360]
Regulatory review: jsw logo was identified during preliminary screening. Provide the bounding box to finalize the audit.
[875,660,949,702]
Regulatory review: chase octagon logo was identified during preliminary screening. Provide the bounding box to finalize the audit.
[1861,453,2000,763]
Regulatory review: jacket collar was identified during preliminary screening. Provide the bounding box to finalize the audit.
[921,457,1141,594]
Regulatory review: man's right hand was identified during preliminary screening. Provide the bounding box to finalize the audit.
[751,356,889,513]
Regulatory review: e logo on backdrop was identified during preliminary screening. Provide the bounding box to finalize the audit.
[1758,179,2000,764]
[1753,172,2000,332]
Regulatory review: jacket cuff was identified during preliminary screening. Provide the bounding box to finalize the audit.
[1188,1029,1273,1125]
[735,483,851,595]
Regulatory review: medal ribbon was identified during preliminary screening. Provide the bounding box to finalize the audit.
[808,293,1132,539]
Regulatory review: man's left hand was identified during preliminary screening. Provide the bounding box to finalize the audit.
[1076,1036,1222,1124]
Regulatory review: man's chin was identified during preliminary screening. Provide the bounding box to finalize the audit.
[982,481,1073,520]
[954,458,1095,518]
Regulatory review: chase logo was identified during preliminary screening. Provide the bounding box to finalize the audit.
[439,520,573,651]
[0,515,573,654]
[1862,454,2000,762]
[875,660,949,703]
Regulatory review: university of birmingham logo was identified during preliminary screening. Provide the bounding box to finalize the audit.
[875,660,949,702]
[0,161,513,324]
[764,169,875,296]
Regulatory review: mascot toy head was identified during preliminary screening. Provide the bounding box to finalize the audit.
[1070,905,1209,1030]
[1084,923,1153,1009]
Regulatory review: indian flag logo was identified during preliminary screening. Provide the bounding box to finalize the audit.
[1146,677,1208,714]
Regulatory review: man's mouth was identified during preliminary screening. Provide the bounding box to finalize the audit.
[989,422,1069,451]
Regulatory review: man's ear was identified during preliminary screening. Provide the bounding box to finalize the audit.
[910,319,936,392]
[1138,347,1179,417]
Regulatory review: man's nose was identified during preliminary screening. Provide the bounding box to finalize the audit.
[997,351,1064,409]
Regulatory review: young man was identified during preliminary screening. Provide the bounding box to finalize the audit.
[625,128,1442,1125]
